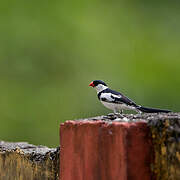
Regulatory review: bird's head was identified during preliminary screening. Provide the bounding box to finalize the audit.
[89,80,108,93]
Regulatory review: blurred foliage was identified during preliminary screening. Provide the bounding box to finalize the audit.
[0,0,179,146]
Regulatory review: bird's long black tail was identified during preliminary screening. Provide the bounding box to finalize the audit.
[137,106,171,113]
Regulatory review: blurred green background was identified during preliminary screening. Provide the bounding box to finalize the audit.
[0,1,179,147]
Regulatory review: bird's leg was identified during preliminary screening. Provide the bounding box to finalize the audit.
[135,108,142,114]
[112,110,119,117]
[120,110,123,114]
[117,110,124,118]
[113,109,124,118]
[113,109,118,114]
[114,109,121,116]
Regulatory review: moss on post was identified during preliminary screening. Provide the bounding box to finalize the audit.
[148,113,180,180]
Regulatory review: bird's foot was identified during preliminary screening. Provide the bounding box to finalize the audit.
[107,112,124,118]
[116,113,124,118]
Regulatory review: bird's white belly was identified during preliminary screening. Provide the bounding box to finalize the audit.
[101,101,136,111]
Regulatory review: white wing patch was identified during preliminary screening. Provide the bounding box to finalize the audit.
[111,94,122,99]
[100,93,122,102]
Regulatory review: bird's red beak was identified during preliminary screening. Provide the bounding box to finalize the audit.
[89,82,95,87]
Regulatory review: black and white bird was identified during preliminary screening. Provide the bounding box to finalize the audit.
[89,80,171,114]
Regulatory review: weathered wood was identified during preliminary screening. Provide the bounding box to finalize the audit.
[0,141,59,180]
[60,112,180,180]
[148,113,180,180]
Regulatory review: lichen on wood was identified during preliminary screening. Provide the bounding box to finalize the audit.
[0,141,59,180]
[148,113,180,180]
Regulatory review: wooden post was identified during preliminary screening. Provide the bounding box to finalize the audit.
[60,113,180,180]
[0,141,59,180]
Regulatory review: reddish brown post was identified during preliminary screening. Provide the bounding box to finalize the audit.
[60,116,153,180]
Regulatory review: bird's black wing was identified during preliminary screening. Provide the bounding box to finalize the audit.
[98,88,138,107]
